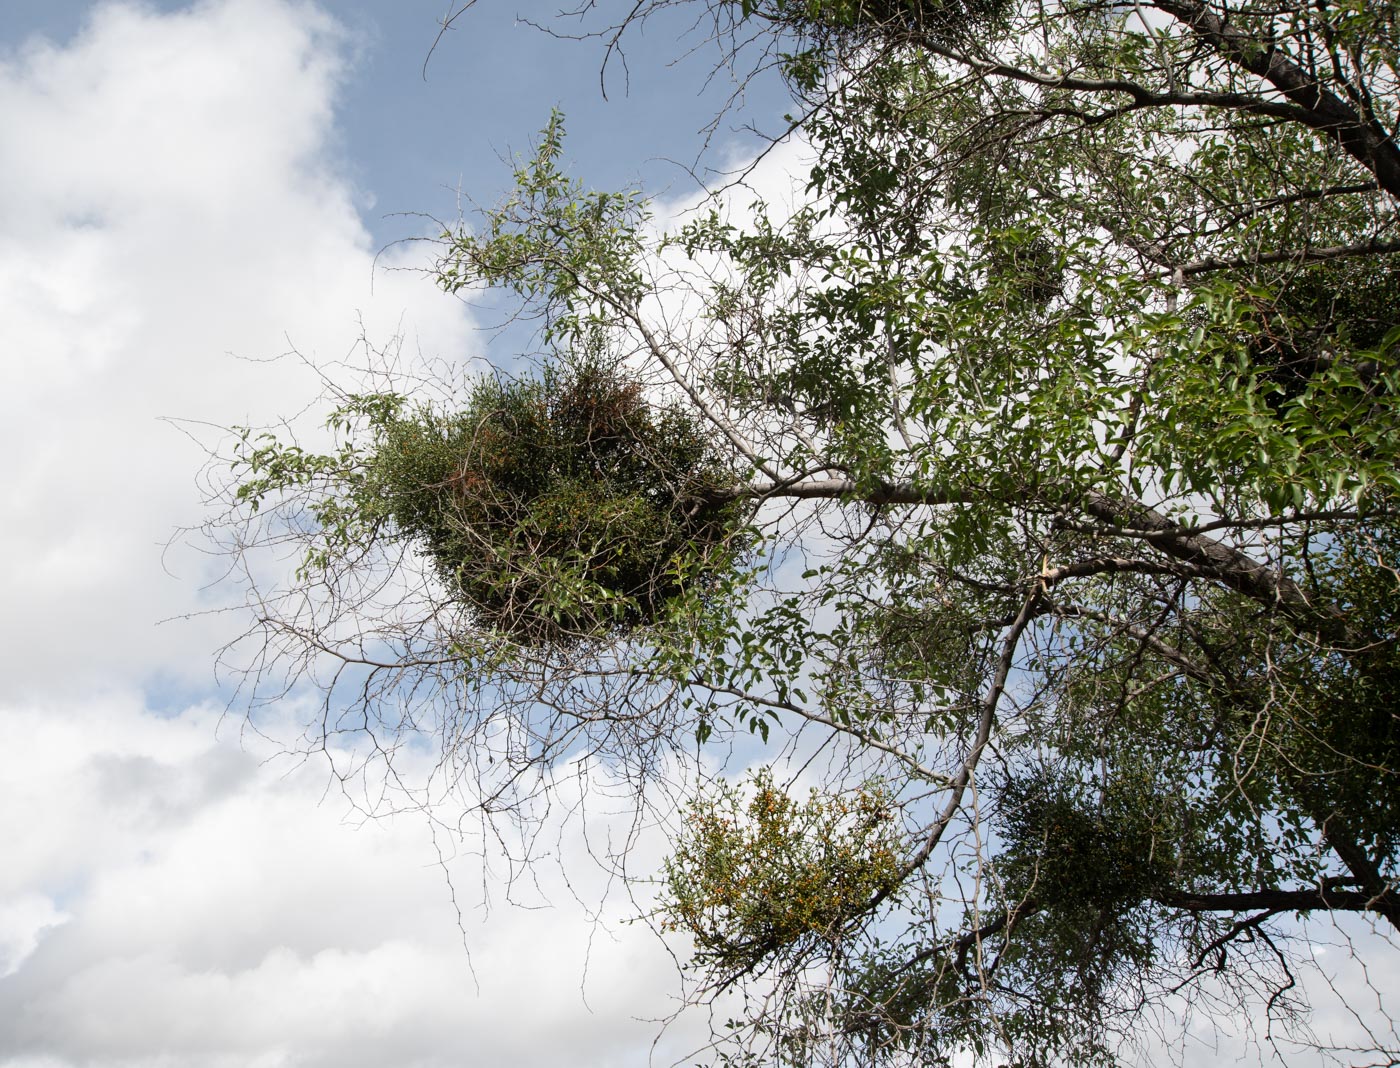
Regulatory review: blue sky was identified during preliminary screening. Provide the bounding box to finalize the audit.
[327,2,791,249]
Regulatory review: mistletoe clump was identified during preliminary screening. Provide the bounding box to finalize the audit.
[368,361,746,645]
[662,769,904,974]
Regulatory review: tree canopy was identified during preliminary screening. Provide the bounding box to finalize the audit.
[215,1,1400,1064]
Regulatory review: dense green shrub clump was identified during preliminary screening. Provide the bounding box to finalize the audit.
[368,363,746,644]
[661,769,904,972]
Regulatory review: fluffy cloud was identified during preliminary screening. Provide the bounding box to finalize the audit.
[0,3,700,1065]
[0,0,471,698]
[0,695,706,1067]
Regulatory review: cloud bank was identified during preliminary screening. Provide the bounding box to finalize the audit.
[0,3,699,1065]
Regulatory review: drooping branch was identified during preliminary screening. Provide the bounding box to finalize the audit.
[689,678,952,785]
[1047,602,1224,689]
[896,586,1043,882]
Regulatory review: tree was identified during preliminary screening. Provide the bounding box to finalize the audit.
[213,2,1400,1064]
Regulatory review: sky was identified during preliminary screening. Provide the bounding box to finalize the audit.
[0,2,788,1065]
[0,3,1394,1067]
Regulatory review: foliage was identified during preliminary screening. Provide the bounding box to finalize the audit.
[662,769,903,973]
[233,359,746,645]
[367,363,743,643]
[215,1,1400,1065]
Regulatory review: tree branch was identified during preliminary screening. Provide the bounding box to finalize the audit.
[1176,236,1400,277]
[1152,0,1400,198]
[1159,885,1398,914]
[1319,814,1400,930]
[716,478,1335,630]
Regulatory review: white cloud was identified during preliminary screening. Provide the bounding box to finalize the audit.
[0,690,710,1068]
[0,3,706,1065]
[0,896,70,981]
[0,0,473,699]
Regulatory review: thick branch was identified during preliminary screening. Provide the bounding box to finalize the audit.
[1176,236,1400,277]
[1159,885,1398,914]
[1320,814,1400,930]
[895,25,1400,199]
[1153,0,1400,198]
[900,880,1393,986]
[912,38,1335,127]
[1077,489,1333,628]
[740,476,967,505]
[719,477,1332,628]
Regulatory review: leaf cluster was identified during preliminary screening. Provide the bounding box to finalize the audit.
[233,361,749,646]
[661,768,904,973]
[366,361,749,644]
